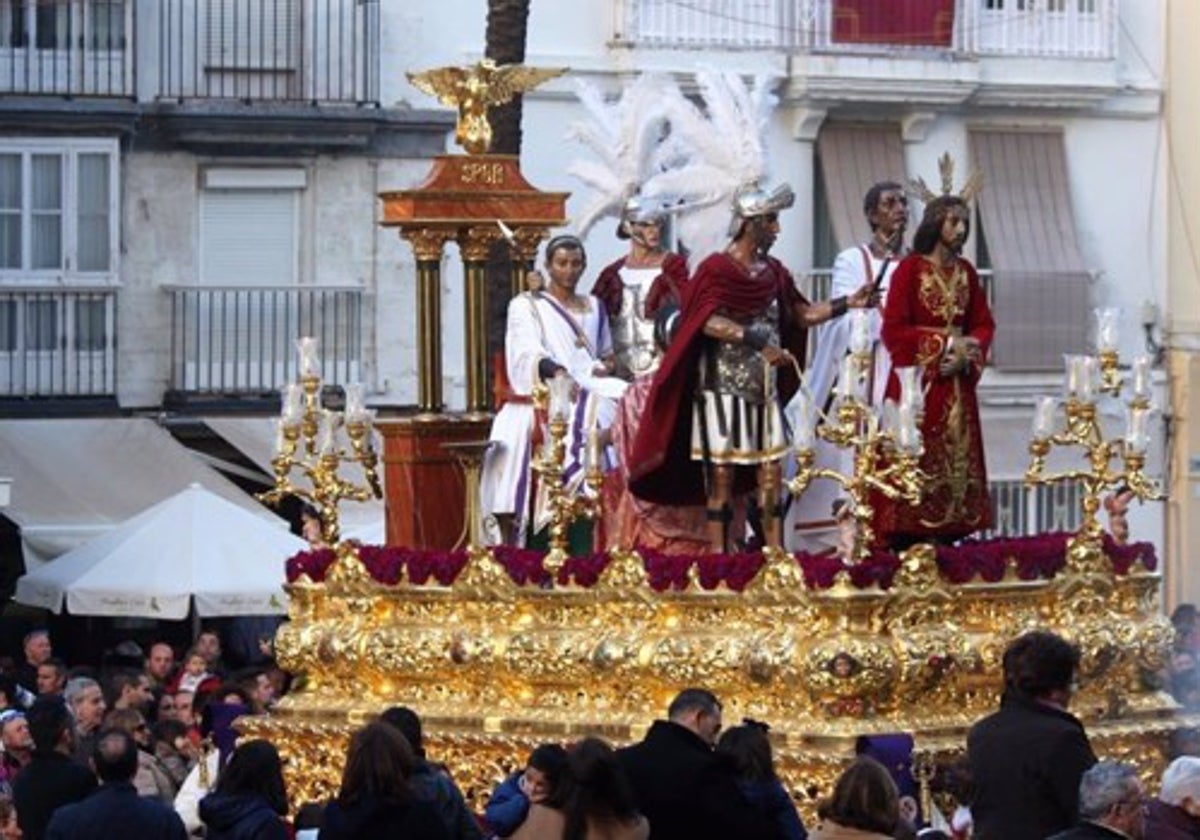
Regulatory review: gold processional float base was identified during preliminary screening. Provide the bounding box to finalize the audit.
[239,536,1189,819]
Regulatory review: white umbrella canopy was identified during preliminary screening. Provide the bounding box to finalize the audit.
[14,484,306,619]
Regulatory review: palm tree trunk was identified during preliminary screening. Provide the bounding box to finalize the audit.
[484,0,532,156]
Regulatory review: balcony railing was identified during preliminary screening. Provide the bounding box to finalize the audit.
[157,0,379,105]
[165,284,364,394]
[0,286,117,397]
[0,0,134,97]
[983,478,1083,539]
[614,0,1115,59]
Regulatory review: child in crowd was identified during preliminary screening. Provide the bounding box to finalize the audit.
[171,649,220,696]
[485,743,569,838]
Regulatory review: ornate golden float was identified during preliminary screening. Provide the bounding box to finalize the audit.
[241,70,1184,818]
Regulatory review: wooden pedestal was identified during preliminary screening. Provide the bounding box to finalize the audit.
[377,414,492,550]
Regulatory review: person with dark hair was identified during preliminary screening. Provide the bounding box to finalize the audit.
[485,743,569,838]
[0,795,20,839]
[874,179,995,549]
[152,718,196,791]
[36,658,68,699]
[561,737,648,840]
[1047,761,1145,839]
[717,724,807,840]
[319,721,449,839]
[378,706,481,839]
[104,708,175,803]
[617,687,775,839]
[12,697,97,840]
[44,729,186,839]
[810,755,900,839]
[797,179,908,553]
[107,671,152,714]
[481,234,627,546]
[198,739,289,840]
[14,630,52,696]
[968,630,1097,840]
[0,676,20,713]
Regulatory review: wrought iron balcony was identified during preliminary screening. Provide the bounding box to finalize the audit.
[614,0,1116,59]
[157,0,379,105]
[0,0,134,97]
[0,286,117,397]
[165,284,365,395]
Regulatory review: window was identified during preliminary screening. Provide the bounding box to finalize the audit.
[0,139,119,281]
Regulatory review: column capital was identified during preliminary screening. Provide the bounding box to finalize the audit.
[400,228,455,262]
[509,227,550,264]
[458,225,505,262]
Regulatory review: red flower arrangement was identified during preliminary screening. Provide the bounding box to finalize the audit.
[283,534,1157,590]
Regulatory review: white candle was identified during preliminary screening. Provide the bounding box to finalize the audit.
[1078,356,1098,403]
[548,373,574,421]
[586,428,603,472]
[296,337,320,378]
[1131,354,1152,401]
[344,383,368,423]
[837,355,858,399]
[897,405,921,454]
[1125,407,1149,454]
[317,411,337,456]
[895,367,923,413]
[849,310,872,355]
[1095,307,1119,353]
[1063,355,1080,400]
[271,418,286,456]
[1032,396,1057,439]
[281,383,304,426]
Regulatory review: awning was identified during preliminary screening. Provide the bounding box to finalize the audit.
[0,418,280,566]
[203,416,386,545]
[816,123,907,251]
[969,129,1091,369]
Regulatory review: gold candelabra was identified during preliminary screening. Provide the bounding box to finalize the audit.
[786,341,926,564]
[1024,309,1163,548]
[257,337,383,546]
[530,375,604,576]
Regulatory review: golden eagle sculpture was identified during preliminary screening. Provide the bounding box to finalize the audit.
[407,59,567,155]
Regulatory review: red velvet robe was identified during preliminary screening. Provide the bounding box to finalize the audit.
[591,251,691,320]
[628,252,807,505]
[876,252,995,542]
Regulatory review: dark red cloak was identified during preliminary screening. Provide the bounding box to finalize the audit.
[627,252,808,505]
[592,252,690,320]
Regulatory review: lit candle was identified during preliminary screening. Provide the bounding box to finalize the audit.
[281,383,304,426]
[848,310,872,355]
[1131,354,1152,401]
[1032,396,1057,439]
[1095,307,1119,353]
[296,337,320,378]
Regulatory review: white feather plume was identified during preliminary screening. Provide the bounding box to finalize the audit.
[642,70,781,268]
[564,74,671,238]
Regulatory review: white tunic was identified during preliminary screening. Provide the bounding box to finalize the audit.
[480,291,627,544]
[786,244,897,554]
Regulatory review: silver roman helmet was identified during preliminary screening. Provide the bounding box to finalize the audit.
[616,194,669,240]
[727,182,795,238]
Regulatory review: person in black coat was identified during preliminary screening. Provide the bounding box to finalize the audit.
[199,739,290,840]
[1047,761,1145,840]
[12,697,97,840]
[616,688,775,840]
[45,728,187,839]
[319,721,449,840]
[967,631,1098,840]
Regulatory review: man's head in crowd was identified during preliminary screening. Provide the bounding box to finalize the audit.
[26,696,75,755]
[1078,761,1145,839]
[1002,630,1080,708]
[0,710,33,763]
[109,671,152,712]
[146,642,176,684]
[64,676,107,734]
[195,631,222,667]
[0,676,17,711]
[23,630,51,668]
[174,691,196,727]
[92,728,139,784]
[667,688,723,747]
[36,658,67,696]
[1160,756,1200,818]
[380,706,426,760]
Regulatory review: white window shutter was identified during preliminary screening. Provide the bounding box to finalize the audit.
[200,189,297,286]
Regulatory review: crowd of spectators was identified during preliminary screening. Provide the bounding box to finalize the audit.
[2,621,1200,839]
